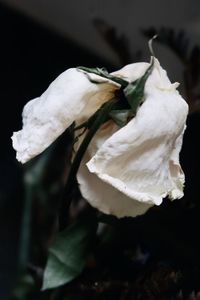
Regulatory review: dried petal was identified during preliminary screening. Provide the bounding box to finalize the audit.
[77,60,188,217]
[12,69,118,163]
[12,59,188,218]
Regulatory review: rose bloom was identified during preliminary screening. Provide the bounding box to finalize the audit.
[12,58,188,218]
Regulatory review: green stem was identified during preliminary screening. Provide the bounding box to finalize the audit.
[62,98,118,212]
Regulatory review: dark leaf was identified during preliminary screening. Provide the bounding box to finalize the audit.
[42,217,97,290]
[18,130,71,271]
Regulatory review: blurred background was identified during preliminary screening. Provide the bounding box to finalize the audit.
[1,1,200,299]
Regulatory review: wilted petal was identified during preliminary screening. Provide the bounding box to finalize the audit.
[78,60,188,217]
[12,57,188,218]
[77,151,153,218]
[76,120,153,217]
[12,69,119,163]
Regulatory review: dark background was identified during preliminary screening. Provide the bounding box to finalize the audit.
[0,3,112,299]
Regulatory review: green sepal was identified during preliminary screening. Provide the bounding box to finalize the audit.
[123,58,154,113]
[109,109,130,127]
[77,66,128,87]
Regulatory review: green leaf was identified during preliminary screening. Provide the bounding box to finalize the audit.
[109,109,130,127]
[77,66,128,87]
[42,217,97,290]
[18,131,71,271]
[124,58,154,113]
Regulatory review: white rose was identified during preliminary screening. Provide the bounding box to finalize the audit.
[12,58,188,218]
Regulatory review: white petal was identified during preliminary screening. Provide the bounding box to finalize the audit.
[77,122,153,218]
[111,62,149,82]
[86,90,188,208]
[78,60,188,217]
[12,69,118,163]
[77,151,153,218]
